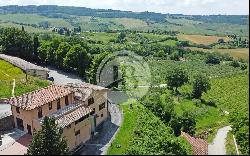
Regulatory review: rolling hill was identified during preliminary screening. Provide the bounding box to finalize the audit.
[0,5,248,36]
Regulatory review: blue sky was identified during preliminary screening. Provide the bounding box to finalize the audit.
[0,0,249,15]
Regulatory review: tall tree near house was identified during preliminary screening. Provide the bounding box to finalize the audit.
[26,116,69,155]
[0,27,33,61]
[56,42,71,68]
[63,44,89,78]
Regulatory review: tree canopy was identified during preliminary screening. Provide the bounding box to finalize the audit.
[192,74,211,99]
[0,27,33,61]
[26,116,69,155]
[166,67,189,93]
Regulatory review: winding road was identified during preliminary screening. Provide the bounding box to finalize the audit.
[208,126,232,155]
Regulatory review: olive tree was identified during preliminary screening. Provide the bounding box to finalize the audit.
[192,74,211,99]
[166,67,189,93]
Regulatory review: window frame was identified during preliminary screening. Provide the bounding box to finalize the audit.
[16,107,20,113]
[75,130,80,136]
[99,102,106,111]
[57,99,61,110]
[65,95,69,106]
[38,107,43,118]
[48,102,52,110]
[88,97,94,106]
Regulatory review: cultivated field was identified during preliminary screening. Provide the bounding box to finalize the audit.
[188,47,249,62]
[178,34,231,45]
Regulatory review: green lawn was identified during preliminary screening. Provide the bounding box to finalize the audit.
[0,59,50,98]
[107,99,138,155]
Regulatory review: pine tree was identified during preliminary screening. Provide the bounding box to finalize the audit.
[26,116,69,155]
[33,35,39,62]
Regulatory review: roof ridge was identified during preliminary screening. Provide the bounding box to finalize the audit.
[8,84,75,110]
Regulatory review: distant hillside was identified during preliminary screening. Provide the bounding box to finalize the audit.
[0,5,248,25]
[0,5,248,36]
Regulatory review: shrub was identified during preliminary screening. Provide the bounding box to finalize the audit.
[229,60,240,68]
[170,112,196,136]
[240,63,247,70]
[206,99,217,107]
[205,53,220,64]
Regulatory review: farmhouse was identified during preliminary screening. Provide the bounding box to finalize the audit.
[7,83,109,151]
[0,54,49,79]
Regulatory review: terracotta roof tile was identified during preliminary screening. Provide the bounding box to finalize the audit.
[8,85,74,110]
[55,106,93,128]
[66,83,109,101]
[181,131,208,155]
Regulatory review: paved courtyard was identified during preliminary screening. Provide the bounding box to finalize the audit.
[0,128,30,155]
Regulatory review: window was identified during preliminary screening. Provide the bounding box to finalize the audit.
[48,102,52,110]
[38,107,43,118]
[57,99,61,110]
[66,124,71,129]
[88,97,94,106]
[101,114,103,117]
[90,108,95,115]
[65,96,69,106]
[75,114,89,125]
[75,130,80,136]
[99,102,105,111]
[16,107,20,113]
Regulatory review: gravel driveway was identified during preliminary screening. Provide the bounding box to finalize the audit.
[74,100,122,155]
[47,67,84,85]
[208,126,232,155]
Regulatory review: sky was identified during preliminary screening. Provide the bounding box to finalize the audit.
[0,0,249,15]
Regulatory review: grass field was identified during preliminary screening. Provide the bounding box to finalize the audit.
[178,34,231,45]
[111,18,148,30]
[0,13,73,28]
[188,47,249,62]
[0,22,50,33]
[226,131,238,155]
[82,32,118,43]
[107,99,138,155]
[0,59,50,98]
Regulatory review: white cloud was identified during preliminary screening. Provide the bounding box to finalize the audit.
[0,0,248,15]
